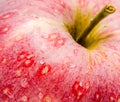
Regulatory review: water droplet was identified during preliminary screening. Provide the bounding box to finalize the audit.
[37,64,51,76]
[0,25,11,34]
[20,78,28,88]
[38,92,44,100]
[60,1,66,8]
[39,58,45,65]
[41,34,49,39]
[0,12,15,20]
[69,64,76,68]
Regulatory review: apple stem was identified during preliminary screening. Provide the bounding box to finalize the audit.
[77,4,116,47]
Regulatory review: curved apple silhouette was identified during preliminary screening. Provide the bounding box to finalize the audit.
[0,0,120,102]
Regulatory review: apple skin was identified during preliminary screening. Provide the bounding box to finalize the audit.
[0,0,120,102]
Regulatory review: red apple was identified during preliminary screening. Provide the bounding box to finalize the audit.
[0,0,120,102]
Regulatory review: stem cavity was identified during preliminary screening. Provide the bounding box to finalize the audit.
[77,4,116,47]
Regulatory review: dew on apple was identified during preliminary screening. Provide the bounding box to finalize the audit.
[69,64,76,68]
[39,58,45,65]
[20,78,29,88]
[59,0,65,7]
[0,12,15,20]
[0,0,120,102]
[38,92,44,100]
[0,25,10,34]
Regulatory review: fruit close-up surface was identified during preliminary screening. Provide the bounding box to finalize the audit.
[0,0,120,102]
